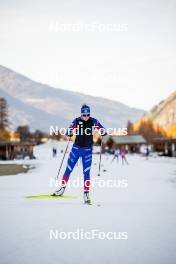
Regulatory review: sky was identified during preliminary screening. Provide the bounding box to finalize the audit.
[0,0,176,110]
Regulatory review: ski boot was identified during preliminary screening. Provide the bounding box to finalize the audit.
[84,191,91,205]
[52,186,66,196]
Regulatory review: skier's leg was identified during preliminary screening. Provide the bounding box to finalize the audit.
[124,157,129,165]
[122,157,124,165]
[82,147,92,203]
[82,148,92,191]
[54,145,80,195]
[111,156,115,163]
[61,145,80,187]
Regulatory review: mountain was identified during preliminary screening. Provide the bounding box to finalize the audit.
[0,89,66,132]
[0,65,145,132]
[143,91,176,127]
[134,91,176,138]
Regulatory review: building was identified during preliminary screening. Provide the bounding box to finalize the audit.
[104,135,147,153]
[0,141,36,160]
[151,138,176,157]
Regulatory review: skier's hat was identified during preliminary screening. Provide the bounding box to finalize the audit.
[81,104,90,114]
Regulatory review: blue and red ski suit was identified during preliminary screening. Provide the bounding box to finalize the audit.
[61,117,105,191]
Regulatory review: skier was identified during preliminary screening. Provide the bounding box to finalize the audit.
[111,148,120,163]
[52,148,57,158]
[146,146,150,160]
[54,104,106,204]
[121,149,129,165]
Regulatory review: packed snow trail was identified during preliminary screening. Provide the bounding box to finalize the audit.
[0,141,176,264]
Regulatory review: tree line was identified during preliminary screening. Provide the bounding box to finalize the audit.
[0,97,171,144]
[127,119,168,142]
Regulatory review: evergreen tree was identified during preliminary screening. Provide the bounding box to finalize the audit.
[0,98,10,141]
[127,120,134,135]
[16,125,31,142]
[0,98,9,129]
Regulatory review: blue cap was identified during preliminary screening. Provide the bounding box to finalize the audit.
[81,104,90,114]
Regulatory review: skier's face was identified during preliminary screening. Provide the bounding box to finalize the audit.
[81,113,90,121]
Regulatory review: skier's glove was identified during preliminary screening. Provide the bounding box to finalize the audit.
[67,131,73,137]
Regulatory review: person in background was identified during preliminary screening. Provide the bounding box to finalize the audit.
[121,149,129,165]
[111,148,120,163]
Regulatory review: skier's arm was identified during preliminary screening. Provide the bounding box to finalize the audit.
[66,118,77,137]
[92,118,107,136]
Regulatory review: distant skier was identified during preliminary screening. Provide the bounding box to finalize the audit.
[146,147,150,160]
[54,104,106,204]
[52,148,57,158]
[111,148,120,163]
[121,150,129,165]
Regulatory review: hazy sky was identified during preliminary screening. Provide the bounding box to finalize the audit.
[0,0,176,110]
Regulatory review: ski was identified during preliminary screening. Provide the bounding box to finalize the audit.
[84,202,101,207]
[25,194,78,199]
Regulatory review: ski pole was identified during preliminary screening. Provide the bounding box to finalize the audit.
[98,137,103,176]
[56,138,71,179]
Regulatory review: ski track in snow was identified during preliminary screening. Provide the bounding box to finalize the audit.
[0,140,176,264]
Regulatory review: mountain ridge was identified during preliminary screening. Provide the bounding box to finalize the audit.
[143,90,176,128]
[0,64,143,109]
[0,65,145,132]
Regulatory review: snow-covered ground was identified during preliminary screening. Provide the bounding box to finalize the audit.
[0,140,176,264]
